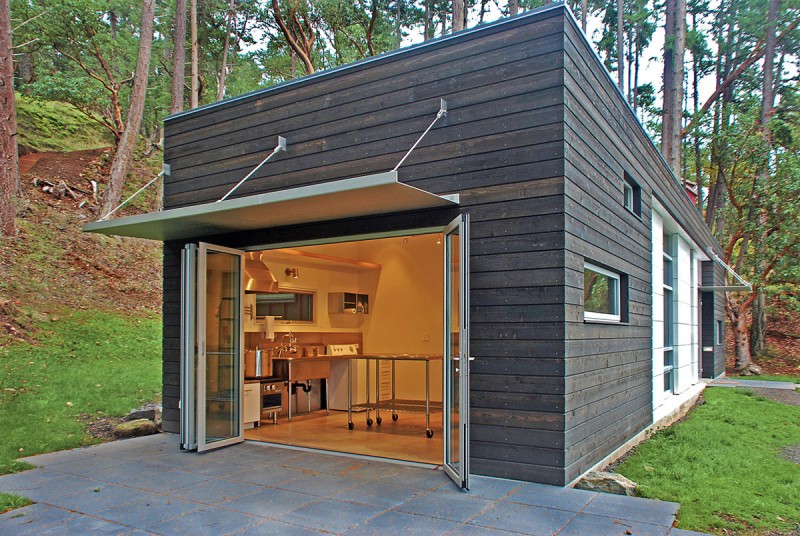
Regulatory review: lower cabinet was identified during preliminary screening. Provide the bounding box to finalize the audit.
[243,382,260,428]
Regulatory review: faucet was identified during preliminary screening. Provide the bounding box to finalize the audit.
[278,331,297,356]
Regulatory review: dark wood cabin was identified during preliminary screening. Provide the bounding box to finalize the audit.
[88,3,727,487]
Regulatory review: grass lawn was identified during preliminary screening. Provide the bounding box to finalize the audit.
[728,374,800,384]
[616,387,800,534]
[0,308,161,513]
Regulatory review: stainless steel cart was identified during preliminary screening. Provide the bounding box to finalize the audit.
[346,354,443,438]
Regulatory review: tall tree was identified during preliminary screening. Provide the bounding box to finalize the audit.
[272,0,316,74]
[661,0,686,176]
[0,0,17,237]
[616,0,624,91]
[100,0,156,217]
[172,0,187,114]
[191,0,199,107]
[452,0,465,32]
[217,0,237,100]
[749,0,780,358]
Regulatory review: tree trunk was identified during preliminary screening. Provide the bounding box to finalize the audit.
[748,0,779,358]
[190,0,199,108]
[732,303,754,371]
[750,291,767,357]
[424,0,431,40]
[100,0,155,218]
[617,0,624,92]
[0,0,17,237]
[452,0,465,32]
[171,0,187,114]
[509,0,519,16]
[727,294,757,372]
[581,0,587,32]
[217,0,236,101]
[661,0,686,177]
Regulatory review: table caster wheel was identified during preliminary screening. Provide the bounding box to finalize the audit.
[426,429,434,438]
[376,416,382,425]
[347,422,354,430]
[366,418,373,427]
[392,414,399,421]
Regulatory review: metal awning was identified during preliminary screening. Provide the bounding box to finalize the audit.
[82,171,459,241]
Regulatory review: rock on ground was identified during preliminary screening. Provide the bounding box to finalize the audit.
[575,471,637,496]
[112,419,158,439]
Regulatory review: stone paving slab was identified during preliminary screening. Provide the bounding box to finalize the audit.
[0,434,711,535]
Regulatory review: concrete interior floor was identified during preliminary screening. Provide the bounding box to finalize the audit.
[244,410,444,465]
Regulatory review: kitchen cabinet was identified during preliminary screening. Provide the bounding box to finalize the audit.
[328,292,369,314]
[243,382,260,428]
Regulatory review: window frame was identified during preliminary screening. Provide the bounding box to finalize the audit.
[583,262,622,323]
[623,172,642,217]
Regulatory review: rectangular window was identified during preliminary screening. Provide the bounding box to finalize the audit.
[255,290,316,323]
[623,172,642,217]
[716,320,723,345]
[584,262,621,322]
[663,234,675,393]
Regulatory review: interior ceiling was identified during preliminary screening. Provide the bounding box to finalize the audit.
[259,233,442,267]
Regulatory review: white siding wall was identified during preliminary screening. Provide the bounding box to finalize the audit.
[651,212,666,410]
[652,207,702,420]
[674,237,696,393]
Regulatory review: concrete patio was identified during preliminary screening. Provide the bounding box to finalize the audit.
[0,434,707,535]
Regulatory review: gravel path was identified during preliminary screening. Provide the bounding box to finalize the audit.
[744,386,800,407]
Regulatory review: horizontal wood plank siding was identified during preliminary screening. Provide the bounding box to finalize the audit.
[701,262,726,378]
[162,241,183,434]
[561,14,655,483]
[162,3,571,479]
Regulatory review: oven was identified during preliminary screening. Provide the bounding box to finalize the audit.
[260,380,285,424]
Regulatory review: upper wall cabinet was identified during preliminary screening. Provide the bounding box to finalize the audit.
[328,292,369,314]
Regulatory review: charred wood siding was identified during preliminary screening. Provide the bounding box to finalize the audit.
[162,241,183,434]
[701,261,726,378]
[562,13,677,484]
[161,7,571,485]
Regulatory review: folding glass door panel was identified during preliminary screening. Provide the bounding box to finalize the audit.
[196,243,245,452]
[443,214,470,489]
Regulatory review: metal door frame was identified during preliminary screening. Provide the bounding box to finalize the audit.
[195,242,246,452]
[443,213,470,489]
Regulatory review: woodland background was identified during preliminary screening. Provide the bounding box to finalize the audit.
[1,0,799,372]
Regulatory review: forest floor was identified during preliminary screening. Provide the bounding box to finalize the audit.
[726,307,800,380]
[1,147,163,347]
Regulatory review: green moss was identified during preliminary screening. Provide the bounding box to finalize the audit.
[15,94,114,153]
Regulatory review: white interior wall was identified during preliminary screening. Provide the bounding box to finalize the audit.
[358,235,444,402]
[260,235,444,403]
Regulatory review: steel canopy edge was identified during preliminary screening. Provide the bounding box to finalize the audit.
[81,171,460,242]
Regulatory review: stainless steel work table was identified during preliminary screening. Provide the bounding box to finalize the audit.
[272,354,443,437]
[346,353,443,439]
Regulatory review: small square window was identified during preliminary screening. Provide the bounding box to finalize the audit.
[584,262,621,322]
[623,172,641,217]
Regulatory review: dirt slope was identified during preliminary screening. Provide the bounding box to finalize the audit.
[1,149,162,345]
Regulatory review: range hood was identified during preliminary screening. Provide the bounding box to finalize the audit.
[244,252,279,293]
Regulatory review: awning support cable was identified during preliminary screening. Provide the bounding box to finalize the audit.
[700,247,753,292]
[218,136,287,202]
[99,170,164,221]
[392,99,448,172]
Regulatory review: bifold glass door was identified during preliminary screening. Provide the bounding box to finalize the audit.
[181,242,245,452]
[443,214,470,489]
